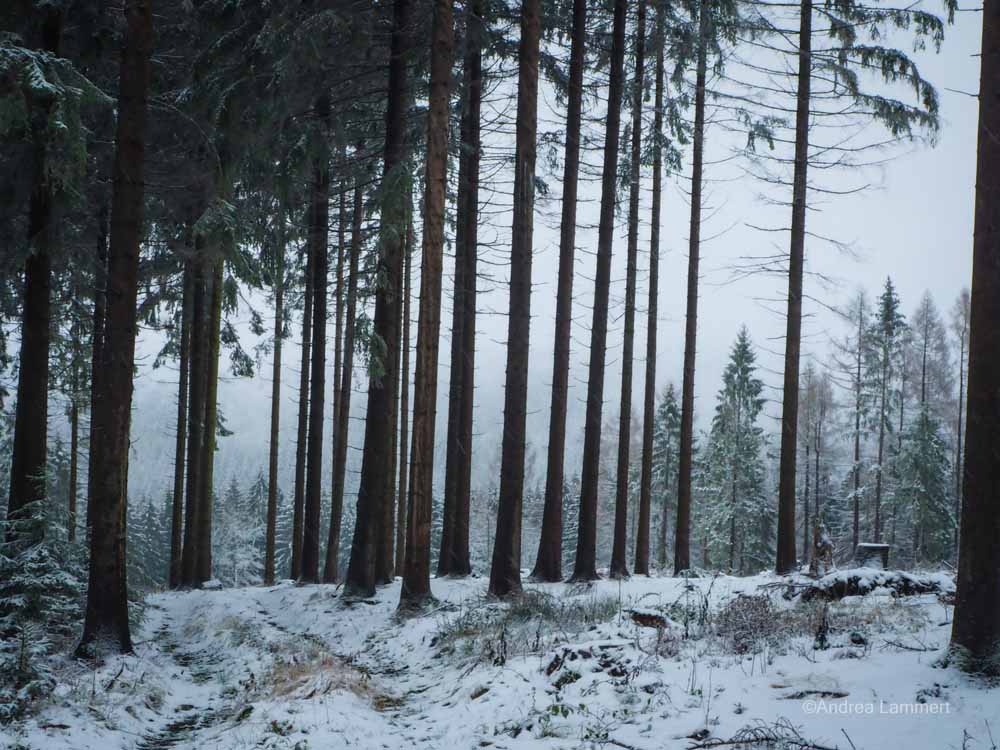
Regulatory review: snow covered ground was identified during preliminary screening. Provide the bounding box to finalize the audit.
[4,571,999,749]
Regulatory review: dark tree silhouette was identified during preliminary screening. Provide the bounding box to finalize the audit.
[78,0,153,655]
[571,0,629,583]
[489,0,542,598]
[950,0,1000,675]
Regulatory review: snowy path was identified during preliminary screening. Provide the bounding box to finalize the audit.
[5,573,1000,750]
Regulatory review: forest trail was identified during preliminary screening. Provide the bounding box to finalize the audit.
[124,583,466,750]
[132,603,242,750]
[7,574,1000,750]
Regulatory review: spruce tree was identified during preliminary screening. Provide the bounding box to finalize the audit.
[696,328,771,574]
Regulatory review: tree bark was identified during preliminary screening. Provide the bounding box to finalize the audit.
[775,0,812,575]
[196,257,223,584]
[301,157,329,584]
[803,442,811,562]
[874,343,888,543]
[331,185,345,550]
[68,391,79,542]
[441,0,483,578]
[532,0,587,584]
[181,252,208,587]
[264,220,284,585]
[6,8,61,539]
[399,0,454,609]
[611,0,646,580]
[170,260,192,588]
[78,0,152,655]
[395,212,414,577]
[636,3,665,577]
[325,175,363,582]
[570,0,629,583]
[674,0,709,575]
[488,0,542,599]
[290,229,314,579]
[86,203,109,541]
[950,0,1000,673]
[852,297,863,550]
[347,0,412,598]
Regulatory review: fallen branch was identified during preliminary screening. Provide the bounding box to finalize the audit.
[687,718,840,750]
[883,638,936,652]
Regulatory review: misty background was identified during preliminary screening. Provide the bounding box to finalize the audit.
[77,4,980,510]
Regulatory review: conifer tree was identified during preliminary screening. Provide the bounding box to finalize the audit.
[348,0,414,598]
[653,384,680,570]
[950,0,1000,671]
[79,0,154,655]
[572,0,629,583]
[696,328,771,574]
[532,0,588,584]
[489,0,542,599]
[400,0,454,610]
[866,278,906,544]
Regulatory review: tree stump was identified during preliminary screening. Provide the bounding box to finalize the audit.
[854,543,890,569]
[809,522,834,578]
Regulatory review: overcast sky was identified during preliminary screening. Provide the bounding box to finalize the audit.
[122,3,983,502]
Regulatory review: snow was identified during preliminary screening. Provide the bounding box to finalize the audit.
[3,573,998,749]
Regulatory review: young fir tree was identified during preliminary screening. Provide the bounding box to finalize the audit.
[865,278,907,545]
[831,290,872,550]
[896,405,953,564]
[213,475,264,587]
[652,383,681,571]
[695,328,772,574]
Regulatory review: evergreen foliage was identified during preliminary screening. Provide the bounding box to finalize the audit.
[695,328,773,574]
[0,497,84,723]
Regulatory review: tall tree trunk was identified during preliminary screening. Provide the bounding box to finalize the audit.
[658,442,672,570]
[950,0,1000,673]
[775,0,812,574]
[874,347,888,542]
[954,327,965,551]
[347,0,412,598]
[323,184,347,582]
[291,235,314,579]
[301,156,329,584]
[264,223,285,585]
[636,3,665,577]
[86,203,109,541]
[803,442,810,562]
[611,0,646,580]
[395,211,414,577]
[69,394,79,542]
[814,415,821,523]
[77,0,152,655]
[488,0,542,599]
[181,252,208,586]
[196,258,223,584]
[570,0,629,583]
[331,186,345,533]
[533,0,587,583]
[441,0,483,578]
[674,0,709,575]
[169,260,192,588]
[6,8,61,538]
[852,300,862,550]
[399,0,454,609]
[325,175,363,582]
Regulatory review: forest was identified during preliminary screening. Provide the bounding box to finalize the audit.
[1,0,999,748]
